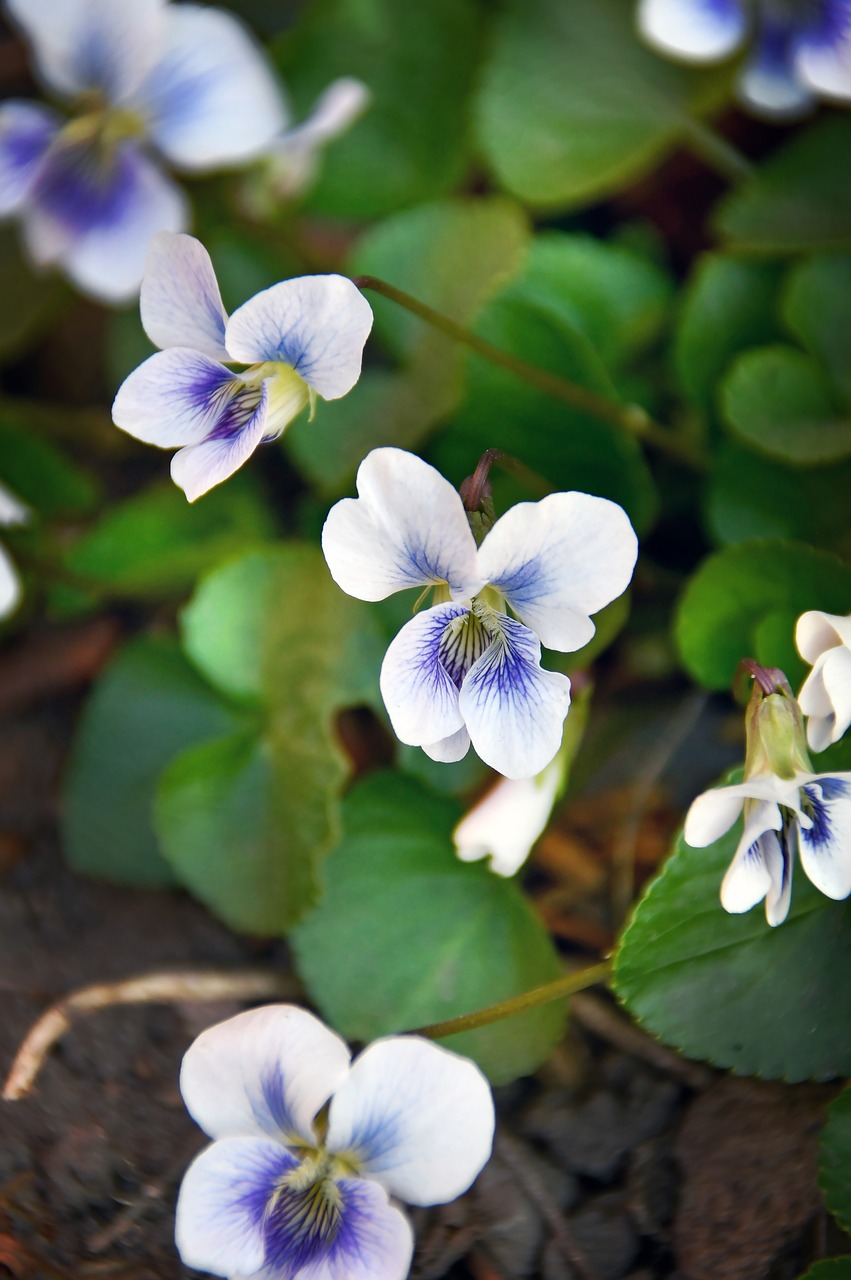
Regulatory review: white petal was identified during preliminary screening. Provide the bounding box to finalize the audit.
[379,604,469,749]
[459,615,572,780]
[477,491,638,652]
[0,102,59,215]
[327,1037,494,1207]
[321,448,481,602]
[134,3,285,170]
[112,350,258,447]
[798,775,851,900]
[422,725,472,764]
[179,1005,351,1145]
[738,23,815,117]
[637,0,747,60]
[140,231,229,358]
[821,647,851,746]
[24,142,187,304]
[683,775,798,848]
[6,0,166,102]
[796,610,851,663]
[0,545,22,622]
[274,77,370,158]
[453,757,562,877]
[287,1179,413,1280]
[795,14,851,101]
[225,275,374,400]
[0,482,30,528]
[175,1135,294,1276]
[170,383,270,502]
[719,804,790,923]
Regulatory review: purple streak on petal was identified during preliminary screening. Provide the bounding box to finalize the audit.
[798,0,851,45]
[28,139,139,240]
[801,778,850,848]
[739,12,815,112]
[0,102,59,215]
[437,609,491,690]
[263,1175,345,1273]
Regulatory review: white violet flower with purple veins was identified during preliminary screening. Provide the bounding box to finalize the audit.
[0,0,286,302]
[684,665,851,925]
[111,231,373,502]
[453,755,563,877]
[175,1004,495,1280]
[637,0,851,115]
[0,482,29,621]
[321,448,638,780]
[797,610,851,752]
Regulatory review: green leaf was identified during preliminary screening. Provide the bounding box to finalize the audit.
[63,636,242,887]
[706,442,851,556]
[722,345,851,466]
[676,541,851,691]
[292,772,566,1084]
[674,254,784,414]
[0,414,99,516]
[277,0,483,218]
[475,0,725,209]
[798,1263,851,1280]
[614,818,851,1081]
[0,227,62,362]
[159,546,386,932]
[715,118,851,253]
[820,1087,851,1233]
[64,476,276,598]
[783,253,851,402]
[431,293,658,534]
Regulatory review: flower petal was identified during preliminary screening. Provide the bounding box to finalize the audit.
[796,609,851,663]
[422,725,472,764]
[719,804,790,924]
[170,380,271,501]
[0,545,22,622]
[225,275,374,399]
[175,1135,295,1277]
[683,775,798,847]
[6,0,166,102]
[453,757,562,877]
[637,0,747,60]
[327,1037,494,1207]
[140,231,229,358]
[322,449,481,602]
[134,2,285,170]
[179,1004,351,1145]
[738,18,815,116]
[277,78,370,156]
[459,615,572,780]
[821,647,851,747]
[379,603,471,749]
[795,1,851,101]
[798,775,851,900]
[477,491,638,652]
[112,349,258,448]
[24,141,187,303]
[0,102,59,215]
[0,483,30,528]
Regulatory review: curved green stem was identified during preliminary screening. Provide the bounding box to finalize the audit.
[353,276,707,471]
[681,117,754,184]
[411,960,612,1041]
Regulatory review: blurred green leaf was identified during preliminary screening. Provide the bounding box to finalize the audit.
[676,541,851,690]
[63,636,243,887]
[0,415,99,516]
[64,476,276,598]
[292,772,566,1083]
[715,118,851,253]
[674,255,784,414]
[798,1264,851,1280]
[722,345,851,466]
[0,227,63,362]
[783,253,851,402]
[821,1087,851,1234]
[614,812,851,1080]
[475,0,725,209]
[278,0,483,218]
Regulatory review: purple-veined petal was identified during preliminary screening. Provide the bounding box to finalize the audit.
[140,231,229,358]
[637,0,747,60]
[0,545,22,621]
[719,802,791,924]
[134,2,284,171]
[175,1135,295,1277]
[180,1005,351,1146]
[796,609,851,664]
[24,140,187,303]
[422,725,472,764]
[738,16,815,116]
[477,491,638,652]
[225,274,374,400]
[327,1037,494,1207]
[795,0,851,100]
[322,448,481,602]
[112,349,259,448]
[453,757,562,877]
[683,775,801,847]
[379,603,474,749]
[6,0,166,102]
[797,774,851,900]
[170,380,271,501]
[0,102,59,215]
[459,614,572,780]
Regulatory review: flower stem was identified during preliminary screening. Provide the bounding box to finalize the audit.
[681,117,754,184]
[411,960,611,1041]
[353,276,708,470]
